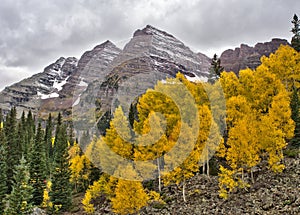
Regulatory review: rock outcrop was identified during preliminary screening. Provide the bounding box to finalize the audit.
[0,40,121,118]
[220,38,289,74]
[72,25,211,135]
[0,25,210,121]
[0,57,78,116]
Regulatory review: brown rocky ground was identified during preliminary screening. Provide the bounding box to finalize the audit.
[93,156,300,215]
[34,155,300,215]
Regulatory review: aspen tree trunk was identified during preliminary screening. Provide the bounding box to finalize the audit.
[251,168,254,183]
[206,148,210,177]
[242,168,244,181]
[182,179,186,202]
[207,158,210,177]
[157,158,161,192]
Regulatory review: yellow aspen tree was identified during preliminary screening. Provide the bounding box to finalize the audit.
[111,179,148,215]
[226,116,260,181]
[163,109,211,203]
[134,111,170,191]
[84,135,101,168]
[176,73,209,106]
[226,95,252,128]
[268,91,295,139]
[103,106,133,159]
[163,122,198,202]
[82,173,116,214]
[69,141,91,192]
[133,75,199,191]
[259,45,300,91]
[220,71,242,99]
[134,88,180,138]
[200,117,223,177]
[218,165,238,199]
[249,67,285,113]
[196,105,222,176]
[258,91,295,172]
[88,106,135,177]
[111,164,148,215]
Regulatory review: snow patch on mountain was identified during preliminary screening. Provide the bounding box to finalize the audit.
[53,76,69,91]
[37,92,59,99]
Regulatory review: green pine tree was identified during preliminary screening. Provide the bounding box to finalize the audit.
[29,122,47,206]
[0,109,8,214]
[0,109,7,215]
[25,110,35,152]
[208,54,224,83]
[4,107,19,193]
[44,113,53,176]
[18,112,27,158]
[290,86,300,147]
[0,139,7,214]
[4,156,33,215]
[49,113,72,212]
[291,14,300,52]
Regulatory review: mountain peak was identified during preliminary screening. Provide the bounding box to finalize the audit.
[133,25,175,39]
[93,40,117,50]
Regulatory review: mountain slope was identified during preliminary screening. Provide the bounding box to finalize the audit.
[0,41,121,118]
[0,57,78,116]
[72,25,211,134]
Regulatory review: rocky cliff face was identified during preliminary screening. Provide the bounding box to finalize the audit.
[72,25,211,134]
[0,57,78,116]
[0,40,121,118]
[0,27,290,125]
[0,25,211,120]
[220,38,289,74]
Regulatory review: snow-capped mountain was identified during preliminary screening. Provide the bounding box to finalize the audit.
[0,41,121,117]
[72,25,211,133]
[0,25,211,119]
[1,25,287,125]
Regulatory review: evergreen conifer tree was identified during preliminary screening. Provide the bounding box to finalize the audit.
[29,122,47,206]
[17,111,27,158]
[0,138,7,214]
[0,108,7,214]
[208,54,224,83]
[4,107,18,192]
[4,156,33,215]
[44,113,53,176]
[291,14,300,52]
[49,114,72,212]
[290,86,300,147]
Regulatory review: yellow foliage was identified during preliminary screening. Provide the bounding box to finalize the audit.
[259,45,300,91]
[51,137,55,147]
[220,72,242,99]
[218,47,296,199]
[82,191,95,214]
[42,189,50,208]
[42,180,52,209]
[82,174,116,214]
[148,191,161,201]
[111,179,148,215]
[69,141,91,191]
[218,165,241,199]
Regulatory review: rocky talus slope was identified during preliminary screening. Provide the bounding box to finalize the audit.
[88,156,299,215]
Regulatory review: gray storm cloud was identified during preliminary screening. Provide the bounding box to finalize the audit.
[0,0,299,90]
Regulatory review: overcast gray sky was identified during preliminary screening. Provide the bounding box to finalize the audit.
[0,0,299,90]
